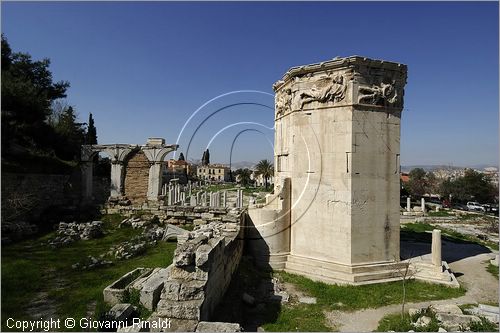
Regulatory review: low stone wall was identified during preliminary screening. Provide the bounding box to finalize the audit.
[155,209,245,322]
[104,204,236,227]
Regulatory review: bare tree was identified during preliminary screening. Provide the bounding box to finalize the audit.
[393,254,419,318]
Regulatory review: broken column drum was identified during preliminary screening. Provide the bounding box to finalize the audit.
[272,56,408,284]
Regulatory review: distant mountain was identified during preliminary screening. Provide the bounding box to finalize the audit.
[230,161,257,170]
[401,164,498,173]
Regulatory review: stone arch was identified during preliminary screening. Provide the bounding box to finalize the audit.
[80,144,139,201]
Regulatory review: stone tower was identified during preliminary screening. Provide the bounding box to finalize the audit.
[249,56,408,284]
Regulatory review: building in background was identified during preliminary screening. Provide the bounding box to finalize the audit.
[197,164,231,182]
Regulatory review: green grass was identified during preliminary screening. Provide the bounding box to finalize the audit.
[466,316,499,332]
[262,303,332,332]
[376,308,441,332]
[402,223,499,251]
[262,270,464,332]
[1,215,176,331]
[377,308,499,332]
[277,272,465,311]
[427,210,453,217]
[487,263,499,280]
[376,313,415,332]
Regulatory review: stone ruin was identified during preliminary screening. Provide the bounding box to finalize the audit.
[81,138,178,205]
[96,56,460,331]
[247,55,458,287]
[102,207,245,331]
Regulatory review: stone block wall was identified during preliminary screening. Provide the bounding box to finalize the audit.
[1,173,71,223]
[104,204,235,227]
[123,151,150,205]
[155,210,245,322]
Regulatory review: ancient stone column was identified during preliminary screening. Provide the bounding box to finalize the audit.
[223,191,227,207]
[142,138,178,201]
[432,229,442,268]
[110,161,125,198]
[100,144,139,199]
[81,161,93,200]
[421,198,426,214]
[407,197,411,212]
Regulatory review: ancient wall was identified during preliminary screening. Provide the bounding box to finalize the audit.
[155,211,245,322]
[1,173,72,223]
[123,151,150,205]
[104,205,234,227]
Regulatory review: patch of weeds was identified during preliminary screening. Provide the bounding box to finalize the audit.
[376,312,414,332]
[376,309,441,332]
[100,213,127,226]
[277,272,465,311]
[94,298,112,322]
[486,263,499,280]
[459,303,478,312]
[461,316,499,332]
[180,224,194,231]
[428,210,453,217]
[123,289,152,319]
[262,303,330,332]
[1,221,176,331]
[150,215,160,226]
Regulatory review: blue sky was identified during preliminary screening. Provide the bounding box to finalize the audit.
[2,1,498,167]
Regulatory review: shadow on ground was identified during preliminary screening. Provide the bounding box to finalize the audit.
[401,229,492,263]
[212,256,281,331]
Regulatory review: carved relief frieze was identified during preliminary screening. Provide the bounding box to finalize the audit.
[354,66,405,108]
[358,81,399,107]
[296,74,347,110]
[275,88,292,117]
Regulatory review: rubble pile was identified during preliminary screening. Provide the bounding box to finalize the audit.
[49,221,103,247]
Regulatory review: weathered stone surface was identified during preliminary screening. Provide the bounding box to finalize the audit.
[156,299,204,320]
[196,321,242,332]
[249,56,409,285]
[195,244,213,267]
[103,268,152,306]
[123,151,150,205]
[298,296,317,304]
[435,313,481,331]
[408,308,421,317]
[414,316,431,328]
[137,267,170,311]
[107,303,136,321]
[154,217,244,323]
[430,303,463,315]
[49,221,103,247]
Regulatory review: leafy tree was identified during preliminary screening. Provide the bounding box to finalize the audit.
[406,168,438,198]
[178,152,185,161]
[201,149,210,166]
[1,34,69,155]
[86,113,97,145]
[2,35,69,149]
[234,168,252,186]
[255,159,274,189]
[439,169,498,203]
[54,106,86,160]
